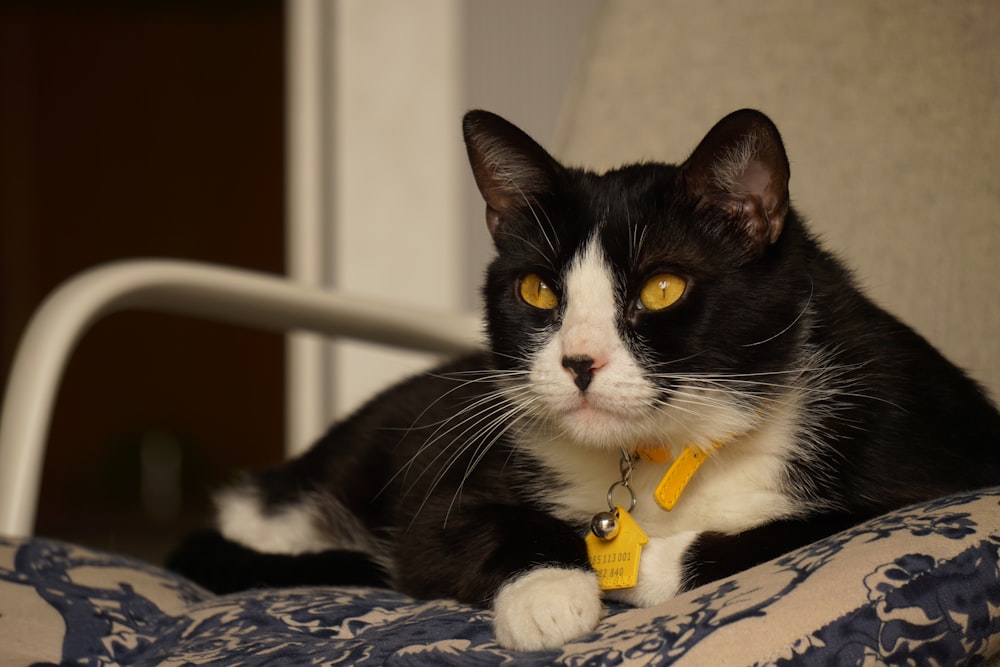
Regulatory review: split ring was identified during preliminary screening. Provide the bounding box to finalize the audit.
[606,480,637,513]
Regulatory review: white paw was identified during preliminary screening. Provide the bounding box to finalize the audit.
[605,532,697,607]
[493,566,603,651]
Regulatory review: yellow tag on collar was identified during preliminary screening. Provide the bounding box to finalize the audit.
[585,506,648,590]
[652,442,720,511]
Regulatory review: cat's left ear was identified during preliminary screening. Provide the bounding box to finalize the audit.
[681,109,791,257]
[463,110,561,239]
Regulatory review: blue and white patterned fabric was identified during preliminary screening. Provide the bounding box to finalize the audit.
[3,489,1000,666]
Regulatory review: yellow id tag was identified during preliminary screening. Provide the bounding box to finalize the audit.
[585,506,648,590]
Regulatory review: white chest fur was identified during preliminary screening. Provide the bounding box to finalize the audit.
[529,389,806,538]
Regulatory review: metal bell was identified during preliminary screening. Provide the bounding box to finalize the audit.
[590,510,620,540]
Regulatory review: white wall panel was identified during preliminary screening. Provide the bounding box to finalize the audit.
[329,0,465,418]
[285,0,599,440]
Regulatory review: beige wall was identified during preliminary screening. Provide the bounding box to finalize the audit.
[558,0,1000,398]
[295,0,997,444]
[322,0,598,422]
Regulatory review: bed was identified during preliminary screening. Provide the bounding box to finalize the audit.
[3,488,1000,665]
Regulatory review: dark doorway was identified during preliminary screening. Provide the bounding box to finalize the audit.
[0,1,286,564]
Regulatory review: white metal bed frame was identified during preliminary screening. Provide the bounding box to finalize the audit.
[0,259,481,538]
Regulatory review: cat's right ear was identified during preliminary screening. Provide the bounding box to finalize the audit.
[681,109,791,259]
[463,110,561,239]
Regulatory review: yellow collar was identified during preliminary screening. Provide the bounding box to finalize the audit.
[636,441,724,511]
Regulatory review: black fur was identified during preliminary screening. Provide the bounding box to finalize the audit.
[173,353,590,603]
[170,110,1000,639]
[167,529,388,594]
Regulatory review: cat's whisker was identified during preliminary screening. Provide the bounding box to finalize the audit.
[651,394,708,419]
[625,204,650,268]
[666,381,789,408]
[489,349,537,367]
[493,230,556,271]
[662,382,751,405]
[412,381,530,458]
[650,348,714,368]
[429,369,529,381]
[444,406,537,525]
[656,365,903,411]
[411,390,517,457]
[385,368,530,437]
[400,398,519,507]
[741,274,814,348]
[509,180,559,260]
[417,400,539,526]
[378,384,524,497]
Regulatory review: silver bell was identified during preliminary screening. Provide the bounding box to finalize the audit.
[590,510,620,540]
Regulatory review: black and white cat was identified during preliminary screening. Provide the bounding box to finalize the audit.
[169,109,1000,651]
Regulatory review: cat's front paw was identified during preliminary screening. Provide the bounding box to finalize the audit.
[493,566,602,651]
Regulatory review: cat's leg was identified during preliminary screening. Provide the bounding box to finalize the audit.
[167,529,387,594]
[682,514,866,590]
[397,504,600,651]
[610,514,865,607]
[168,481,390,593]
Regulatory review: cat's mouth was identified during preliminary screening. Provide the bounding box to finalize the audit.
[567,386,647,419]
[552,395,648,444]
[569,399,616,419]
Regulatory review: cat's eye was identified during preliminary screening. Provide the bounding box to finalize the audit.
[637,273,687,311]
[518,273,559,310]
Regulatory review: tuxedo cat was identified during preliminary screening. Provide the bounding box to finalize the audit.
[169,109,1000,651]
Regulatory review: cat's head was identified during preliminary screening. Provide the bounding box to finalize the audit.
[462,109,810,454]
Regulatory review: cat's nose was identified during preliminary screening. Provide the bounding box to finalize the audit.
[562,355,596,392]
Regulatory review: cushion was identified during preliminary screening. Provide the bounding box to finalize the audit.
[3,488,1000,665]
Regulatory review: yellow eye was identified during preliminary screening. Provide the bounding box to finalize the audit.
[638,273,687,311]
[518,273,559,310]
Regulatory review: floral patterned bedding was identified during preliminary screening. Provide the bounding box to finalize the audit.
[3,489,1000,666]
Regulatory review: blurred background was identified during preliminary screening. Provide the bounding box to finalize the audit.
[0,0,598,562]
[1,1,997,565]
